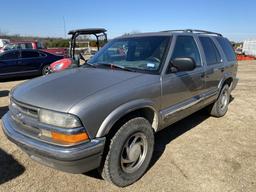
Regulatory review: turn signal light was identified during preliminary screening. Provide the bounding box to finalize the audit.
[51,132,89,144]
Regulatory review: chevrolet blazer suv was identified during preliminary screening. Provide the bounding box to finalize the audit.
[2,29,238,187]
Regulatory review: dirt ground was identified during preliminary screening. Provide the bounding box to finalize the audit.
[0,61,255,192]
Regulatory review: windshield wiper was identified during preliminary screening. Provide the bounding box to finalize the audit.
[95,62,136,72]
[83,62,96,68]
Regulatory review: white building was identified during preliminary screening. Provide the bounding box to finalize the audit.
[243,40,256,57]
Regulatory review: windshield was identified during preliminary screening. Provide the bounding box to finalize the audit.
[88,36,170,73]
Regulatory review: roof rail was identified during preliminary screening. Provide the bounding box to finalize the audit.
[161,29,222,36]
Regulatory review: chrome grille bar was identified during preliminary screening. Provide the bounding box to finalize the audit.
[10,99,39,118]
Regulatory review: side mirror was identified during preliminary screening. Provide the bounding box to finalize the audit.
[171,57,196,72]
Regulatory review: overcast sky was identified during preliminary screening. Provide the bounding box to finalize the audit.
[0,0,255,41]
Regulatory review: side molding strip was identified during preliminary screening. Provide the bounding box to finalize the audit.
[161,90,217,119]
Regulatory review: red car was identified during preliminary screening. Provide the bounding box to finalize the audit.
[1,41,68,57]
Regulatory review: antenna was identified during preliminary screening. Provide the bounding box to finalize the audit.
[63,16,67,38]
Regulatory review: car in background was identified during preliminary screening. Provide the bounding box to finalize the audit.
[0,40,68,56]
[12,41,67,56]
[0,49,63,78]
[10,41,42,49]
[0,43,18,53]
[0,39,10,48]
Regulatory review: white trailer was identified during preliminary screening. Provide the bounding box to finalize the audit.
[243,40,256,57]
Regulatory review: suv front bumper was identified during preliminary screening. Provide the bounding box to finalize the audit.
[2,112,105,173]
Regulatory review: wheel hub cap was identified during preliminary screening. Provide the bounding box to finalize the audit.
[128,144,141,162]
[120,132,148,173]
[220,90,228,109]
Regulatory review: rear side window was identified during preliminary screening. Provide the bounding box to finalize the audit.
[19,43,33,49]
[0,51,19,60]
[199,37,221,65]
[216,37,236,61]
[37,42,44,49]
[22,51,40,58]
[171,36,201,66]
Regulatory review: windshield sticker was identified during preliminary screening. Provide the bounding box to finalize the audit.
[147,63,155,68]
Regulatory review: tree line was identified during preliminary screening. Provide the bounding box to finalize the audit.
[0,32,100,48]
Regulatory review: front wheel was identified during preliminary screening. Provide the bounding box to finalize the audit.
[100,117,154,187]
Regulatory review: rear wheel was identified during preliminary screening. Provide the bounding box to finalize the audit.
[42,65,51,75]
[99,117,154,187]
[209,84,230,117]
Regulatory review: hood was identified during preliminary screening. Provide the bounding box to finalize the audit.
[12,67,142,112]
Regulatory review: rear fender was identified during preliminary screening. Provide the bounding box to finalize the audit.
[218,72,233,92]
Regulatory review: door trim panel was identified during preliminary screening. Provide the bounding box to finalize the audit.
[160,89,218,119]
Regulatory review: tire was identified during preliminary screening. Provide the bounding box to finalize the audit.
[209,84,230,117]
[99,117,154,187]
[42,65,51,75]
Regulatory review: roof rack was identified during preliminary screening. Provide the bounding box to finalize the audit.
[161,29,222,36]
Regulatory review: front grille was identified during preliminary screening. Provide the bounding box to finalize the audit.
[8,98,41,140]
[10,99,39,119]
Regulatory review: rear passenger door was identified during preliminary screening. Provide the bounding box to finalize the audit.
[21,50,43,71]
[215,37,237,79]
[198,36,223,94]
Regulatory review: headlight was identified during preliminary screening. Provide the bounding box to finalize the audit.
[39,109,81,128]
[53,63,64,71]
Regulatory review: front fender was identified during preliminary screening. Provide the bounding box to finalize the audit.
[95,99,159,138]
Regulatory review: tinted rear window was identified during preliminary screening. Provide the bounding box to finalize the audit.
[19,43,33,49]
[22,51,40,58]
[199,37,221,65]
[216,37,236,61]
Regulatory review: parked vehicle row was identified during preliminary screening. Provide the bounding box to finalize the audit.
[0,49,63,78]
[0,40,67,56]
[0,29,107,78]
[2,29,238,187]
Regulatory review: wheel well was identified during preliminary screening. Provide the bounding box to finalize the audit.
[106,107,157,139]
[99,107,157,173]
[223,77,233,87]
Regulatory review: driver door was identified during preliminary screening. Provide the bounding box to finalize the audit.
[160,35,206,126]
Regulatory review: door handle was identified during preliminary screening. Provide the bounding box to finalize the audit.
[220,68,224,72]
[200,73,205,78]
[213,68,218,72]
